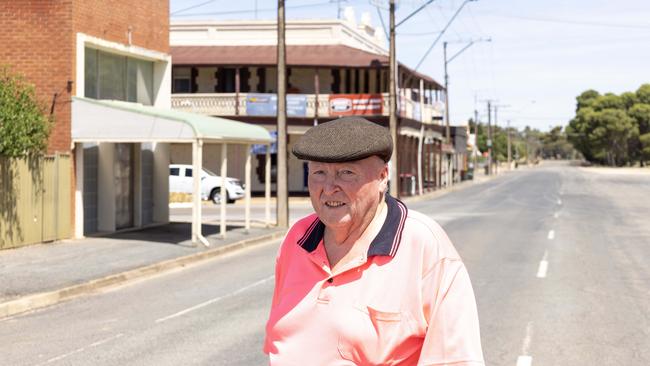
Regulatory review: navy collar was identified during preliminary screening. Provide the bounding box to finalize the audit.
[297,194,408,257]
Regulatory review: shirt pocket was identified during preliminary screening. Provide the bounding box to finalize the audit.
[337,304,419,365]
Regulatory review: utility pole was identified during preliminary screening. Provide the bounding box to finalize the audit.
[388,0,398,197]
[276,0,288,228]
[332,0,347,19]
[473,108,479,175]
[493,105,498,174]
[443,41,450,144]
[487,101,492,175]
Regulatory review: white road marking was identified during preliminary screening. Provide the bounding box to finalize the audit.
[553,212,560,219]
[557,198,562,205]
[516,355,533,366]
[89,333,124,347]
[35,333,124,365]
[42,347,86,364]
[155,275,274,323]
[547,230,555,240]
[537,250,549,278]
[516,321,534,365]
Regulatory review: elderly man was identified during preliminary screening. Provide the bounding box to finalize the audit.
[264,117,484,365]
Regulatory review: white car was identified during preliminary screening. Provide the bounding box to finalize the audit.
[169,164,245,204]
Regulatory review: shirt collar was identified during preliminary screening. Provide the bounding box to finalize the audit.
[297,194,408,257]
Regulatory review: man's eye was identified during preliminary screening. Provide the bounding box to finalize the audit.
[312,170,325,175]
[341,170,354,175]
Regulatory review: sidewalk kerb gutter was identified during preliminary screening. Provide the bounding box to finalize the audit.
[0,231,286,320]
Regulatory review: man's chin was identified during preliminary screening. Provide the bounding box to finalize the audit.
[319,214,351,229]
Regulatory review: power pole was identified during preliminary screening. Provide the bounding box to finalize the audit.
[389,0,398,198]
[276,0,288,228]
[473,108,479,175]
[443,41,450,144]
[487,101,492,175]
[493,105,498,174]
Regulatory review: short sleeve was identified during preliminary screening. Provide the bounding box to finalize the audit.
[417,258,484,365]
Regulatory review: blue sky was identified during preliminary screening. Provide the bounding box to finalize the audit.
[170,0,650,131]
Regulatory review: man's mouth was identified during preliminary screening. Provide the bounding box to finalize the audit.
[324,201,345,208]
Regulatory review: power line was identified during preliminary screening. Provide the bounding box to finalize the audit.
[414,0,477,71]
[173,1,332,17]
[486,13,650,30]
[170,0,223,16]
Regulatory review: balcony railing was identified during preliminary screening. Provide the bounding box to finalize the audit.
[171,92,444,122]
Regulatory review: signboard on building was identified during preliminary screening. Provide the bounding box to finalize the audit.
[246,94,307,117]
[328,94,383,116]
[251,131,278,155]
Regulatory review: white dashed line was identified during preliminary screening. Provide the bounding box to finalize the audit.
[36,333,125,365]
[516,321,534,365]
[547,230,555,240]
[89,333,124,347]
[536,254,549,279]
[553,212,559,219]
[516,355,533,366]
[41,347,86,365]
[155,275,274,323]
[557,198,562,205]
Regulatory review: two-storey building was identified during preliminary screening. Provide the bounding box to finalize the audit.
[170,12,451,196]
[1,0,270,247]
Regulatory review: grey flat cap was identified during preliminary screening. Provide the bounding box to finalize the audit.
[292,117,393,163]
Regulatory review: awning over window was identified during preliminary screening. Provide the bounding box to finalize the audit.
[71,97,272,144]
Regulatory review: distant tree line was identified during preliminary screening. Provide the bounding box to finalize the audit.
[469,120,575,164]
[566,84,650,166]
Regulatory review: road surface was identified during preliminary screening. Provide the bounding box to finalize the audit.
[2,162,648,365]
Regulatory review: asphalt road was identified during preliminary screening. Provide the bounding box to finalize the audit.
[2,162,649,365]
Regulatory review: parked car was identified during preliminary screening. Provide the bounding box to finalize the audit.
[169,164,245,204]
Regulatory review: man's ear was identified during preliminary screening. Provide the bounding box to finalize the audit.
[378,163,389,193]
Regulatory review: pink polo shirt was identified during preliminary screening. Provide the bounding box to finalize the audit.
[264,195,484,365]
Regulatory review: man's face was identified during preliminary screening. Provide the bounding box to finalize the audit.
[308,156,388,230]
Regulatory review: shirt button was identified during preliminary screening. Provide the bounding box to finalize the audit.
[327,278,334,283]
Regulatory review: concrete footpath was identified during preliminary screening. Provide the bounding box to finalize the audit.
[0,223,286,319]
[0,165,523,319]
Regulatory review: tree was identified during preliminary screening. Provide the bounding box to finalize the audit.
[0,67,52,158]
[640,133,650,163]
[576,89,600,111]
[540,126,574,159]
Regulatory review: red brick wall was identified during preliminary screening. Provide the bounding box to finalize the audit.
[0,1,74,154]
[1,1,169,238]
[72,0,169,54]
[0,0,169,154]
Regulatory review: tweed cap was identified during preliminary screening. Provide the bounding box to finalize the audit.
[292,117,393,163]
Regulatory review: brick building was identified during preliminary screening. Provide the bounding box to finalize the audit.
[0,0,172,239]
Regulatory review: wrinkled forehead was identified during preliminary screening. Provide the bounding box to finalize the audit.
[308,156,387,171]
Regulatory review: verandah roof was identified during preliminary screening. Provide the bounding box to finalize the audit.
[71,97,272,144]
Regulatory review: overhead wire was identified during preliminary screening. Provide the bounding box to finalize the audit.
[172,1,333,17]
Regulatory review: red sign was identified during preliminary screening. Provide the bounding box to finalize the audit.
[328,94,383,116]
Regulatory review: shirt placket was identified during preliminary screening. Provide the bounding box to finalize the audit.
[308,243,370,304]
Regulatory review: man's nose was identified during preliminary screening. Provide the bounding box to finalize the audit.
[322,174,340,194]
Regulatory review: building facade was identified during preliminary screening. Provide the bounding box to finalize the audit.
[169,15,450,196]
[0,0,172,240]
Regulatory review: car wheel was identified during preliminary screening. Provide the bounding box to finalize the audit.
[210,188,222,204]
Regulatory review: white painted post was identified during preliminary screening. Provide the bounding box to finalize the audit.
[220,143,227,238]
[265,147,271,227]
[245,144,252,233]
[418,79,425,196]
[191,140,203,244]
[74,143,84,238]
